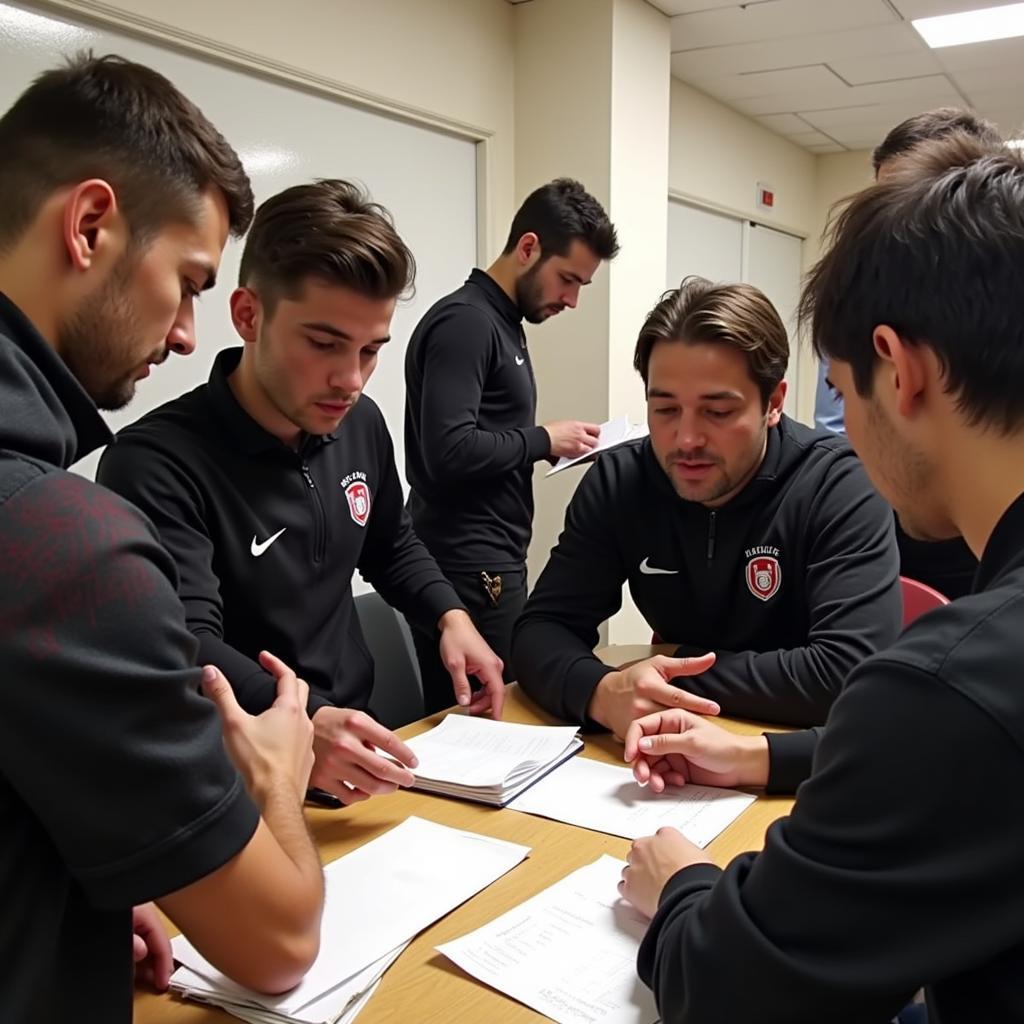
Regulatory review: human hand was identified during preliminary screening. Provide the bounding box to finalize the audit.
[309,706,418,805]
[438,609,506,718]
[624,708,770,792]
[201,651,314,803]
[587,654,719,739]
[543,420,601,459]
[618,827,712,919]
[132,902,173,992]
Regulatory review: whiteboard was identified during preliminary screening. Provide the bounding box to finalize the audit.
[0,1,478,488]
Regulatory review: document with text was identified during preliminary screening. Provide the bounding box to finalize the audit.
[405,714,583,805]
[170,816,530,1020]
[545,415,649,476]
[438,854,658,1024]
[508,755,755,845]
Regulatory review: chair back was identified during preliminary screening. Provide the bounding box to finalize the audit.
[900,575,950,628]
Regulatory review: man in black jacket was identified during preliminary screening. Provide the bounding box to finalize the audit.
[0,55,323,1023]
[619,135,1024,1024]
[513,278,901,733]
[404,179,618,712]
[100,180,505,806]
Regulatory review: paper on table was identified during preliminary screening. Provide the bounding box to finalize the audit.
[172,816,530,1015]
[406,714,581,788]
[509,755,755,846]
[171,941,407,1024]
[545,415,649,476]
[438,854,657,1024]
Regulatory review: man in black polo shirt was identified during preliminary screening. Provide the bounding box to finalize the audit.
[619,135,1024,1024]
[404,178,618,712]
[513,278,901,732]
[0,56,323,1023]
[100,180,505,806]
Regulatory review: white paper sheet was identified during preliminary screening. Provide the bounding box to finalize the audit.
[438,855,658,1024]
[406,715,581,788]
[172,816,530,1015]
[545,416,648,476]
[171,942,406,1024]
[508,755,755,846]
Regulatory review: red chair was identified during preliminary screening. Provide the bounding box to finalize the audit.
[900,575,949,628]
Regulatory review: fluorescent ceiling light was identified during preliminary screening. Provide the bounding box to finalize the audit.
[913,3,1024,48]
[1007,138,1024,147]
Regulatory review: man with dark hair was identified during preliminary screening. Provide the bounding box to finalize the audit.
[513,277,900,733]
[0,54,324,1023]
[100,179,505,808]
[619,136,1024,1024]
[404,178,617,712]
[814,106,1004,598]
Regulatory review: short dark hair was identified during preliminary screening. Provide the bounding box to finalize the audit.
[0,52,253,251]
[502,178,619,261]
[238,179,415,312]
[872,107,1003,174]
[634,276,789,406]
[800,134,1024,434]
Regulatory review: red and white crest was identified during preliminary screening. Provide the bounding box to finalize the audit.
[345,481,371,527]
[746,556,781,601]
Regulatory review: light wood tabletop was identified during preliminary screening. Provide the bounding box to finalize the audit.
[134,645,794,1023]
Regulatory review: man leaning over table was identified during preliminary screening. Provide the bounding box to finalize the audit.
[512,276,901,734]
[620,133,1024,1024]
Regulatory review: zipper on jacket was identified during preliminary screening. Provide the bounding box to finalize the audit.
[301,460,327,565]
[706,510,717,566]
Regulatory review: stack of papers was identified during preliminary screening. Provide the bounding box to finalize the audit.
[404,715,583,806]
[546,415,648,476]
[169,816,531,1022]
[509,755,756,845]
[438,855,657,1024]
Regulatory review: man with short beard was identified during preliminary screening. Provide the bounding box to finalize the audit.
[513,277,901,733]
[404,178,617,713]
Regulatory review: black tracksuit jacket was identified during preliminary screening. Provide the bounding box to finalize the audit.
[513,416,902,727]
[98,347,461,716]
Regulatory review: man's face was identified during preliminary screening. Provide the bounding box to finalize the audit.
[515,238,600,324]
[60,189,228,410]
[245,278,395,436]
[826,358,950,540]
[647,339,784,507]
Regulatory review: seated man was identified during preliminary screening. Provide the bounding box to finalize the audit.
[513,278,901,732]
[619,132,1024,1024]
[99,180,504,807]
[1,55,322,1021]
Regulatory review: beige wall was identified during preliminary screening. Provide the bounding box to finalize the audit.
[811,149,874,265]
[669,78,817,237]
[44,0,517,255]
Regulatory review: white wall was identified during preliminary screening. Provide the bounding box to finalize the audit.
[42,0,517,255]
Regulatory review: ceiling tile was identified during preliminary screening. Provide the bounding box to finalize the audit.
[827,49,944,85]
[888,0,1015,18]
[756,112,816,133]
[670,0,898,51]
[648,0,742,14]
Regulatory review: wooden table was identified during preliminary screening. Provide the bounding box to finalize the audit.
[135,645,793,1023]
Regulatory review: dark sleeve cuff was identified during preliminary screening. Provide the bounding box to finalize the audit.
[524,425,552,463]
[765,728,820,794]
[564,658,617,729]
[659,861,723,908]
[409,579,467,634]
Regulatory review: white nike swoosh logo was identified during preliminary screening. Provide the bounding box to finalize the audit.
[515,355,525,365]
[251,527,287,557]
[639,557,679,575]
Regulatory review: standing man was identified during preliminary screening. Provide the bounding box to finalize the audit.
[813,107,1004,598]
[513,278,900,731]
[404,178,618,712]
[0,55,323,1022]
[99,180,505,807]
[619,134,1024,1024]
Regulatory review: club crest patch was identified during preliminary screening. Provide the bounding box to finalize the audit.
[344,480,371,527]
[746,555,781,601]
